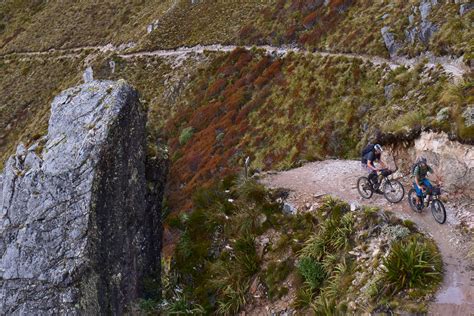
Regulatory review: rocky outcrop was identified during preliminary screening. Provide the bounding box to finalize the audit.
[0,80,163,314]
[381,27,400,57]
[389,131,474,198]
[404,0,438,46]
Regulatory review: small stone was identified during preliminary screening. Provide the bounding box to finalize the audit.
[283,202,297,215]
[83,66,94,83]
[372,248,381,258]
[146,24,153,33]
[350,201,360,212]
[348,301,357,311]
[436,107,450,122]
[109,60,116,74]
[462,106,474,127]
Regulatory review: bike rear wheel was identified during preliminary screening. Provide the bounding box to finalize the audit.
[408,189,421,213]
[431,199,446,224]
[383,180,404,203]
[357,177,373,199]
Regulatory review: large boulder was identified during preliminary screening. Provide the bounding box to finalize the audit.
[0,80,162,314]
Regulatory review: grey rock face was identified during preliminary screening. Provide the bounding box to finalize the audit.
[460,3,474,16]
[405,26,418,44]
[418,20,438,44]
[404,0,439,46]
[419,0,433,21]
[0,80,162,314]
[381,27,400,56]
[392,132,474,198]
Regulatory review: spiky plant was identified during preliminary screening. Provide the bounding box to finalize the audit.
[292,285,315,309]
[321,257,353,301]
[216,282,248,316]
[381,236,442,295]
[312,292,337,316]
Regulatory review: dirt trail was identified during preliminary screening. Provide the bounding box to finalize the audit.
[0,44,468,79]
[261,160,473,315]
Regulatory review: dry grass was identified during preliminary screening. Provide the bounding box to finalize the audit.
[0,56,84,168]
[138,0,265,51]
[0,0,175,53]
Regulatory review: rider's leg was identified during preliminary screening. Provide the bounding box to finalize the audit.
[422,178,433,194]
[414,182,423,208]
[368,171,377,185]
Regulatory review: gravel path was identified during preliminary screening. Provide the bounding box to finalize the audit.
[0,44,468,79]
[261,160,473,315]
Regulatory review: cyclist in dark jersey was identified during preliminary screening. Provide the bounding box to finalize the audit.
[362,144,387,191]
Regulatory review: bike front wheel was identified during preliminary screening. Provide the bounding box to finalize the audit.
[383,180,404,203]
[431,199,446,224]
[357,177,373,199]
[408,189,421,213]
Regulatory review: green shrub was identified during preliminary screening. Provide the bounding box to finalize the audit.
[297,257,327,290]
[179,127,195,145]
[382,236,442,295]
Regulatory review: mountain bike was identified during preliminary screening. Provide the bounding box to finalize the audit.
[408,185,446,224]
[357,169,404,203]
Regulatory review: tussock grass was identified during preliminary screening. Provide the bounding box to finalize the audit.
[381,236,442,295]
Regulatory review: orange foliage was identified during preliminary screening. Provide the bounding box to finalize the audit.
[302,11,318,29]
[166,49,288,215]
[206,78,227,98]
[285,25,298,41]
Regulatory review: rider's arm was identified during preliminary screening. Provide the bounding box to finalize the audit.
[427,166,440,185]
[367,160,378,171]
[414,166,423,189]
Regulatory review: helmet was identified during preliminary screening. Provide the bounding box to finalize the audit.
[418,157,427,164]
[374,144,383,152]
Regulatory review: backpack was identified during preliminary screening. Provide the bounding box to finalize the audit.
[411,161,425,177]
[361,144,375,164]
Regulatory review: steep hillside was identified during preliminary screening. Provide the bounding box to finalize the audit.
[90,48,472,215]
[237,0,473,58]
[0,0,473,314]
[0,0,175,53]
